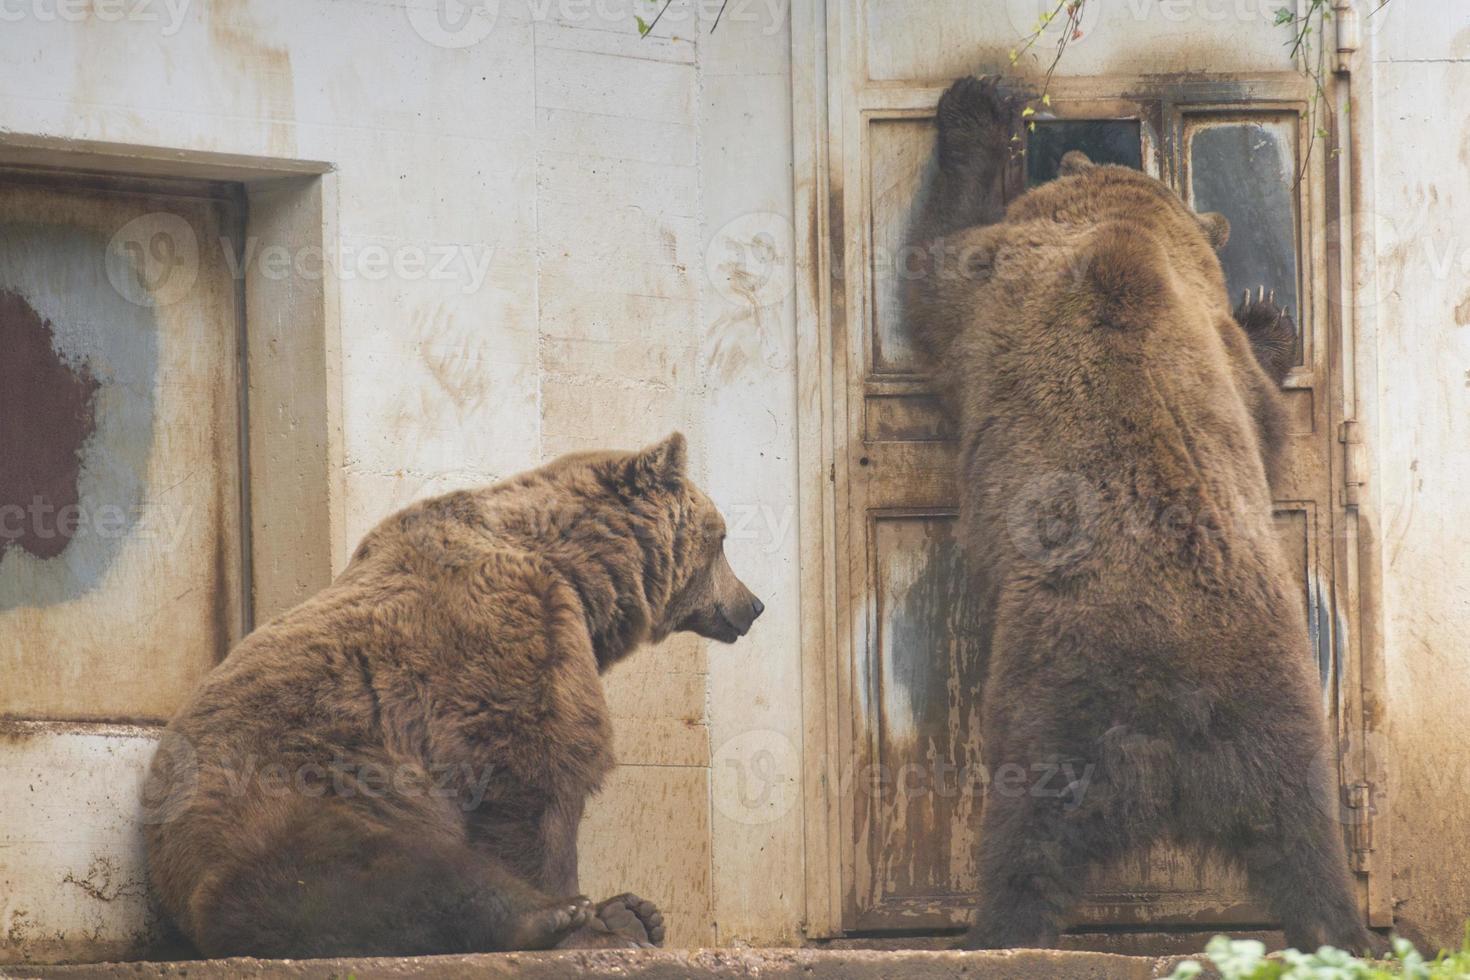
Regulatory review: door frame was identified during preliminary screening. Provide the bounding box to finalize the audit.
[789,0,1391,940]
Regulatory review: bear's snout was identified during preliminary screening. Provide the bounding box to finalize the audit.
[733,593,764,635]
[720,590,763,639]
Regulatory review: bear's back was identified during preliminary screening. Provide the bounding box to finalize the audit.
[946,167,1287,608]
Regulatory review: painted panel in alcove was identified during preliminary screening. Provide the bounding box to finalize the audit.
[0,182,244,721]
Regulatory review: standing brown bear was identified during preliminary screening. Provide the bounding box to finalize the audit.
[905,77,1375,953]
[144,433,763,958]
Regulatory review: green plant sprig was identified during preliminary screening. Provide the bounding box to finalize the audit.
[1168,926,1470,980]
[1006,0,1088,154]
[636,0,730,37]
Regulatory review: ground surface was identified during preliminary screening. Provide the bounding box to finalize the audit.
[4,948,1205,979]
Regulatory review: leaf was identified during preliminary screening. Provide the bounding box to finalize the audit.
[1274,6,1294,24]
[636,14,651,34]
[1022,105,1036,117]
[1042,93,1052,106]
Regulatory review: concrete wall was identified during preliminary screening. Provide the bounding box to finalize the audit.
[1366,6,1470,952]
[0,0,801,958]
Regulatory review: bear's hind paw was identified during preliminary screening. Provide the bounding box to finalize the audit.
[596,892,666,947]
[506,895,593,950]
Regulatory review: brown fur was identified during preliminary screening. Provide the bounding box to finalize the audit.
[143,433,763,958]
[904,77,1376,953]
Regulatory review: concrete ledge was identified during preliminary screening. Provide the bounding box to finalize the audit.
[5,948,1199,980]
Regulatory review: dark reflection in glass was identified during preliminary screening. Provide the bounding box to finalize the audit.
[1025,119,1142,186]
[1189,121,1301,357]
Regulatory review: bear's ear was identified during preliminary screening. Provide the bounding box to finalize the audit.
[1058,150,1095,176]
[1197,211,1230,250]
[625,431,688,490]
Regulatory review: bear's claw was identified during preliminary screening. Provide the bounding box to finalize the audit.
[1233,285,1298,385]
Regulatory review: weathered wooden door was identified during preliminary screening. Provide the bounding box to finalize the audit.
[799,0,1385,938]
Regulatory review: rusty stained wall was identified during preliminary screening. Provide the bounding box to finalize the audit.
[0,0,802,961]
[1366,6,1470,953]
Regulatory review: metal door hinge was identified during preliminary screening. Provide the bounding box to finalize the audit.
[1334,0,1361,73]
[1344,781,1375,873]
[1339,419,1366,507]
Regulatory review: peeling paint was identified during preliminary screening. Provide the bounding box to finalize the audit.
[0,288,99,562]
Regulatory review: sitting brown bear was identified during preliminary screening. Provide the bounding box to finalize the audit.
[904,77,1376,953]
[143,433,763,957]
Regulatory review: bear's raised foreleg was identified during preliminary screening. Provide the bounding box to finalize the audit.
[912,75,1015,244]
[904,76,1016,367]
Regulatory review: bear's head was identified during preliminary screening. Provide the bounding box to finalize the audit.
[1055,149,1231,251]
[599,433,765,647]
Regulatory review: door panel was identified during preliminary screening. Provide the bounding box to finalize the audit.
[864,513,985,912]
[869,117,934,377]
[0,173,247,720]
[823,0,1368,934]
